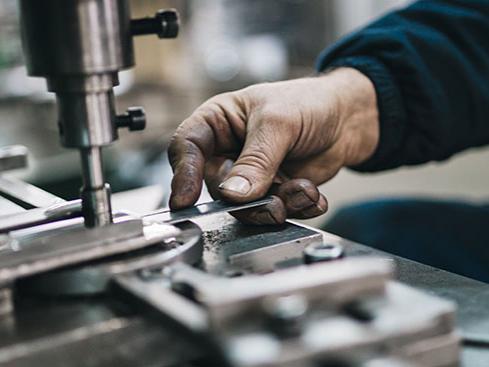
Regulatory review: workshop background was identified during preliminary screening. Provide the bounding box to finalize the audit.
[1,0,487,227]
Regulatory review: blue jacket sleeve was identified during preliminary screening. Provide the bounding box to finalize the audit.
[317,0,489,171]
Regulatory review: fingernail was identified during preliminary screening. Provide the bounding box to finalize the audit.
[301,196,328,217]
[219,176,251,195]
[288,191,313,210]
[301,204,324,217]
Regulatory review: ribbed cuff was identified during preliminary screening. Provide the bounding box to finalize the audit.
[319,56,408,172]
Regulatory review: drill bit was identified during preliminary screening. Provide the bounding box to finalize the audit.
[79,147,112,227]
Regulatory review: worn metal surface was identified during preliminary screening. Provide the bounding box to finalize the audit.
[0,216,191,286]
[0,211,486,366]
[316,229,489,366]
[0,298,200,367]
[20,221,202,296]
[114,259,459,367]
[195,215,322,275]
[193,215,489,366]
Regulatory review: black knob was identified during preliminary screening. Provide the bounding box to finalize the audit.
[131,9,179,39]
[116,107,146,131]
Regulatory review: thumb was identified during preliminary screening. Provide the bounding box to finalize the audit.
[218,117,291,202]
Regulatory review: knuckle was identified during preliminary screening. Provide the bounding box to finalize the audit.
[197,103,224,125]
[257,107,282,123]
[236,150,275,174]
[205,91,240,111]
[241,84,272,108]
[256,107,296,135]
[281,178,316,195]
[241,84,261,96]
[167,135,181,164]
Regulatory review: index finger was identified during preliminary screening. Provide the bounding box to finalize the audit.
[168,116,216,210]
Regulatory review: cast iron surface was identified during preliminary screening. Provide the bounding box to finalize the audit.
[0,214,487,366]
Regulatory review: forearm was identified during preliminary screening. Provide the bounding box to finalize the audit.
[318,0,489,171]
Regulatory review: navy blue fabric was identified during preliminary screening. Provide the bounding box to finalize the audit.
[323,199,489,283]
[317,0,489,172]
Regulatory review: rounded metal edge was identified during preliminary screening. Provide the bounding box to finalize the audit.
[15,221,203,297]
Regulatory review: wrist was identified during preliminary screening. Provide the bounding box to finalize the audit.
[323,67,380,166]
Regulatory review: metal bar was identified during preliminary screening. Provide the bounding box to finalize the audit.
[80,147,112,227]
[144,196,274,225]
[0,196,24,217]
[80,147,105,190]
[0,176,65,209]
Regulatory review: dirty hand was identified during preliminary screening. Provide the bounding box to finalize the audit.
[168,67,379,224]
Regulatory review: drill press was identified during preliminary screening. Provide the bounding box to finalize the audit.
[19,0,178,227]
[0,2,464,366]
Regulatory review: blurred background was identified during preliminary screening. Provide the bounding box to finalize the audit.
[1,0,488,227]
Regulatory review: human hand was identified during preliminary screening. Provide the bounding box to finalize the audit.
[168,68,379,224]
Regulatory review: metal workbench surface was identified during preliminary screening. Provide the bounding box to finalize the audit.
[194,215,489,366]
[0,207,487,366]
[322,226,489,366]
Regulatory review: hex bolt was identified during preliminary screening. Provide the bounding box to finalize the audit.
[303,242,344,264]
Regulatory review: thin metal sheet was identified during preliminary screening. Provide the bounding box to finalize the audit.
[144,196,274,225]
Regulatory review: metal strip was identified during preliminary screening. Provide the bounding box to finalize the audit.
[0,176,65,209]
[0,196,273,233]
[143,196,273,225]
